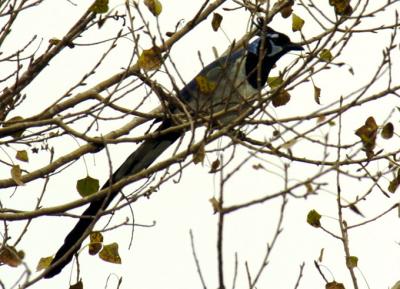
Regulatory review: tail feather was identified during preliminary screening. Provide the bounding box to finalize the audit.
[44,121,180,278]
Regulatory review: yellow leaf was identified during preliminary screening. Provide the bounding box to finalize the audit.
[36,256,53,271]
[144,0,162,16]
[99,243,121,264]
[16,150,29,162]
[319,49,333,62]
[195,75,216,94]
[292,13,305,32]
[89,232,104,255]
[11,165,24,186]
[138,47,163,72]
[211,13,223,31]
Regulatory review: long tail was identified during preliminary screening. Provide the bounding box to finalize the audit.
[44,120,180,278]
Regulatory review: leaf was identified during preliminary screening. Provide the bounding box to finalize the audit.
[292,13,305,32]
[99,243,121,264]
[355,116,378,159]
[195,75,216,94]
[211,13,223,31]
[388,168,400,193]
[90,0,109,14]
[305,181,313,194]
[193,142,205,165]
[36,256,53,271]
[209,197,222,214]
[346,256,358,268]
[76,176,100,197]
[349,204,364,217]
[11,165,24,186]
[70,280,83,289]
[280,3,293,18]
[314,85,321,104]
[326,281,345,289]
[272,89,291,107]
[320,49,333,62]
[138,47,163,72]
[381,122,394,139]
[3,116,25,138]
[329,0,352,16]
[0,246,24,267]
[49,38,61,45]
[267,76,283,89]
[16,150,29,162]
[209,158,220,173]
[306,209,321,228]
[144,0,162,16]
[89,232,104,255]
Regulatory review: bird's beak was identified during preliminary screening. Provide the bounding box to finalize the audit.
[287,42,304,51]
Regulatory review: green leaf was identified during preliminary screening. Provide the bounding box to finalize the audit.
[76,176,100,197]
[36,256,53,271]
[267,76,283,89]
[306,209,321,228]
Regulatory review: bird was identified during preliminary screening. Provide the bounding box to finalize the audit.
[44,23,303,279]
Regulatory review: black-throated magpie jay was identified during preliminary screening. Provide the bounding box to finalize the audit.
[44,25,303,278]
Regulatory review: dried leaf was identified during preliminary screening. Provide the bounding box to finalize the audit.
[209,197,222,214]
[355,116,378,159]
[381,122,394,139]
[11,165,24,186]
[211,13,223,31]
[193,142,205,164]
[0,246,24,267]
[314,85,321,104]
[89,232,104,255]
[272,89,291,107]
[326,281,345,289]
[209,158,220,173]
[99,243,121,264]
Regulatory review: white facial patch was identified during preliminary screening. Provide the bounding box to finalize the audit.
[267,39,283,57]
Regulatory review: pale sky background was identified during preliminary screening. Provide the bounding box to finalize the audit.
[1,1,400,289]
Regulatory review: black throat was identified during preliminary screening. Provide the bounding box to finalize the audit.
[245,40,281,90]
